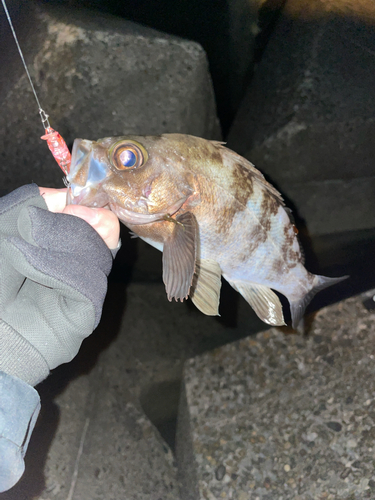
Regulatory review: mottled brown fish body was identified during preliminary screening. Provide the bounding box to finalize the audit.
[67,134,346,327]
[122,136,309,299]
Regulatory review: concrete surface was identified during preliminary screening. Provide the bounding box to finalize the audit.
[227,0,375,236]
[0,1,220,191]
[177,289,375,499]
[0,278,273,500]
[41,0,285,132]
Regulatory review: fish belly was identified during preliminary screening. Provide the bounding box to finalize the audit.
[139,235,164,253]
[194,189,313,303]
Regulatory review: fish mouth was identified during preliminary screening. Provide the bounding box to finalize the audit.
[66,184,110,207]
[67,139,111,207]
[70,138,89,174]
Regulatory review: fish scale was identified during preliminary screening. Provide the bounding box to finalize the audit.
[66,133,347,328]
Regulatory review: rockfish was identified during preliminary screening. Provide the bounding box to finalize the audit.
[66,134,345,328]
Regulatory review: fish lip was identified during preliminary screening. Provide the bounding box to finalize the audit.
[67,184,110,207]
[110,196,189,225]
[70,138,84,171]
[67,185,95,206]
[67,138,110,207]
[68,139,92,181]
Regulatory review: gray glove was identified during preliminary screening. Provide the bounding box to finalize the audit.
[0,184,113,386]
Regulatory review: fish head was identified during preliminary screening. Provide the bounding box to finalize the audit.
[67,135,195,225]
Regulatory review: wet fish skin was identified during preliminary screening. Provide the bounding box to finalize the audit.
[67,133,346,328]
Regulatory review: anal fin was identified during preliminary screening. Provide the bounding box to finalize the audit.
[227,280,286,326]
[162,211,197,302]
[190,259,222,316]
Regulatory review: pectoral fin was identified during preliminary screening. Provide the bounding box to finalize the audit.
[190,259,222,316]
[227,280,286,326]
[162,211,197,302]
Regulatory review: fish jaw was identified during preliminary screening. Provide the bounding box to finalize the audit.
[67,139,111,207]
[109,195,190,226]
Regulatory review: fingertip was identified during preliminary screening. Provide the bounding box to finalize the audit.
[39,187,68,212]
[95,209,121,250]
[63,204,99,223]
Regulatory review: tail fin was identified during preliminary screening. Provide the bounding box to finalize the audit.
[290,274,348,329]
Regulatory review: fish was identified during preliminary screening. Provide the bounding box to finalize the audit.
[66,133,346,328]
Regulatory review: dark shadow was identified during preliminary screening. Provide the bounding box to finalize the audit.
[140,379,182,452]
[215,279,240,328]
[363,295,375,312]
[184,277,240,329]
[254,0,287,63]
[0,398,59,500]
[109,224,138,284]
[238,0,287,108]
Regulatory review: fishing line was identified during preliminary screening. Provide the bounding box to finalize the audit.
[1,0,50,129]
[1,0,71,174]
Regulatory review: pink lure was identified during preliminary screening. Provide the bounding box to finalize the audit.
[41,127,71,175]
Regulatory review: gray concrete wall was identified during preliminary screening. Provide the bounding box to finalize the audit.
[0,2,220,191]
[228,0,375,236]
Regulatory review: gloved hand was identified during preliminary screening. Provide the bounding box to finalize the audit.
[0,184,113,386]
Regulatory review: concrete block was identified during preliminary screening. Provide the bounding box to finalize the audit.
[29,0,286,131]
[227,0,375,235]
[286,177,375,236]
[0,2,220,191]
[2,277,272,500]
[177,290,375,499]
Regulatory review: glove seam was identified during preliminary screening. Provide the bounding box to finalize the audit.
[0,435,20,449]
[0,320,50,386]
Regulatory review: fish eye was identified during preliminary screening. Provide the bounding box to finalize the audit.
[109,140,147,171]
